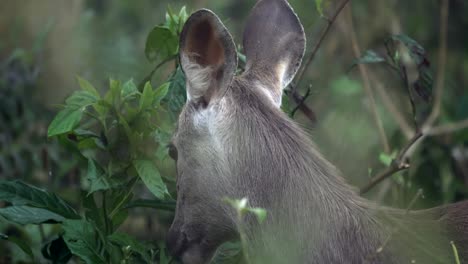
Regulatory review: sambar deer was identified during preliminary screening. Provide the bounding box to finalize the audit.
[165,0,468,263]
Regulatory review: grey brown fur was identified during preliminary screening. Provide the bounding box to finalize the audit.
[166,0,468,263]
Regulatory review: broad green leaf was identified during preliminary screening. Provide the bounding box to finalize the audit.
[42,236,72,264]
[133,160,168,199]
[108,232,152,263]
[145,26,178,62]
[77,76,100,98]
[0,206,65,225]
[48,107,83,137]
[1,233,35,260]
[123,199,176,212]
[62,219,106,264]
[0,180,80,219]
[154,82,170,107]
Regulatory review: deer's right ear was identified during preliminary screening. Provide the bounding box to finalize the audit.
[180,9,237,106]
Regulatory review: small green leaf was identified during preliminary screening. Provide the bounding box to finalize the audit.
[0,180,80,219]
[379,153,394,167]
[315,0,324,16]
[77,76,100,98]
[86,159,121,194]
[247,207,267,224]
[352,50,386,67]
[48,107,83,137]
[133,160,168,199]
[62,219,106,264]
[108,232,152,263]
[121,79,138,100]
[145,26,178,62]
[0,206,65,225]
[154,82,170,107]
[65,90,99,109]
[140,82,154,111]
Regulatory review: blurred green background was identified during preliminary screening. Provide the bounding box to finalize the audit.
[1,0,467,262]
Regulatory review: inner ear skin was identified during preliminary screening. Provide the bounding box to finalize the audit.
[185,20,225,67]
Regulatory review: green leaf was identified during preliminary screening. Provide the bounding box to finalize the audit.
[351,50,386,68]
[133,160,168,199]
[86,159,123,194]
[77,76,100,98]
[65,90,99,109]
[108,232,152,263]
[247,207,267,224]
[178,6,189,33]
[62,219,106,264]
[379,152,395,167]
[154,82,170,107]
[0,180,80,219]
[123,199,176,212]
[42,236,73,264]
[145,26,178,62]
[1,233,35,260]
[140,81,154,111]
[165,67,186,117]
[121,79,138,100]
[0,206,65,225]
[315,0,324,16]
[48,107,83,137]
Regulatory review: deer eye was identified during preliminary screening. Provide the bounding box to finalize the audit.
[167,143,178,161]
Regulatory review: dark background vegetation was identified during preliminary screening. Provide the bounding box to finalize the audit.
[1,0,467,263]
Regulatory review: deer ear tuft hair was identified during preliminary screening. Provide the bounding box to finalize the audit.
[242,0,306,107]
[179,9,237,105]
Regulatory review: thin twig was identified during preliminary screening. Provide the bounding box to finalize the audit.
[360,132,423,195]
[422,0,449,130]
[287,0,351,124]
[360,0,450,194]
[373,81,414,140]
[294,0,351,86]
[138,55,177,90]
[346,5,390,153]
[427,119,468,136]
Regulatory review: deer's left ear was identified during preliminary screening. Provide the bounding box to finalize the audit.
[242,0,306,106]
[180,9,237,105]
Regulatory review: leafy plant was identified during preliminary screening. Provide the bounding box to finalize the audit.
[0,6,189,263]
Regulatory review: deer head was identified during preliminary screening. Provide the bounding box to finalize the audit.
[165,0,306,263]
